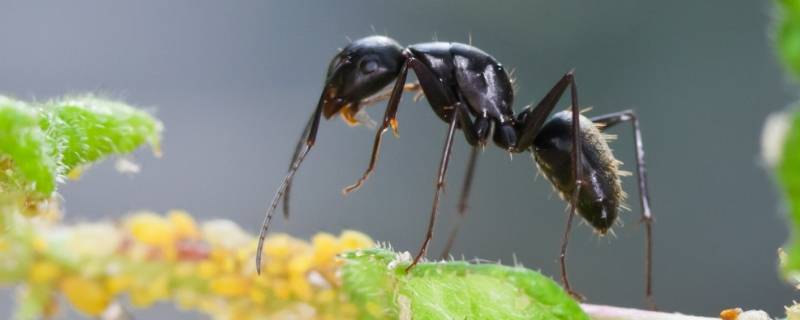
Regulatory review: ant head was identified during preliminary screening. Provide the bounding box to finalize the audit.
[321,36,404,118]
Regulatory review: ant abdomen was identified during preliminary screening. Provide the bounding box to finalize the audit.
[532,111,625,232]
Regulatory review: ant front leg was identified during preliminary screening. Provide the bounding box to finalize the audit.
[256,90,325,274]
[285,81,421,218]
[342,62,410,194]
[591,110,655,308]
[514,70,584,299]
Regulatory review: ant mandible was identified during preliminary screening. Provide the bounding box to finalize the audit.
[256,35,654,305]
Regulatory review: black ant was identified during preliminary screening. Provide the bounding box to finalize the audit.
[256,35,654,305]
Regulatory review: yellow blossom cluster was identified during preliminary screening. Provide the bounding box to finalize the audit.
[0,210,374,319]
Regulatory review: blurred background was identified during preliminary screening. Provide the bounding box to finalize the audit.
[0,0,794,318]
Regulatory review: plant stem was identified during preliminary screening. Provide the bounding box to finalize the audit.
[582,304,717,320]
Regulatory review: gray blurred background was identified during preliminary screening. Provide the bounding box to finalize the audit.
[0,0,795,318]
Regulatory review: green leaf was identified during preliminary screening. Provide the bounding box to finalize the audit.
[0,95,161,205]
[0,97,58,199]
[39,95,162,172]
[774,109,800,281]
[341,249,588,320]
[777,0,800,78]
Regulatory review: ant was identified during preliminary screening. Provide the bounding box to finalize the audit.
[256,35,654,305]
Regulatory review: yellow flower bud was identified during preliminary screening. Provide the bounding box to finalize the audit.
[28,261,61,285]
[288,253,313,277]
[61,276,111,316]
[272,279,291,300]
[126,212,175,246]
[312,232,339,265]
[210,274,249,297]
[339,230,374,252]
[172,262,194,278]
[316,289,336,304]
[289,274,313,300]
[265,259,286,276]
[162,244,178,261]
[32,236,48,253]
[197,261,219,279]
[264,234,292,258]
[168,210,199,239]
[105,275,133,295]
[220,255,237,274]
[249,287,267,304]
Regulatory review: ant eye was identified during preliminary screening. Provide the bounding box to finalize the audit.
[360,59,379,74]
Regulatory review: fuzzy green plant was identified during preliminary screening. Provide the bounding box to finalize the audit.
[767,108,800,283]
[0,210,590,319]
[777,0,800,78]
[341,249,586,320]
[0,95,162,216]
[772,0,800,284]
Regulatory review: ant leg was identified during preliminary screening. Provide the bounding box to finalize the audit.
[284,82,408,217]
[514,70,576,150]
[342,62,410,194]
[560,74,584,300]
[561,186,584,300]
[440,105,484,259]
[256,91,325,274]
[440,144,479,259]
[284,80,416,220]
[407,105,461,271]
[513,70,583,298]
[591,110,655,308]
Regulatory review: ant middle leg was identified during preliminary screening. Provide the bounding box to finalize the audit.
[439,145,479,259]
[440,111,489,259]
[407,103,463,271]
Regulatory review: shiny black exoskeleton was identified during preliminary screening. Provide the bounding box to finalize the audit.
[257,35,655,307]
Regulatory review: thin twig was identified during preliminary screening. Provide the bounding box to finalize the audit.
[582,304,718,320]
